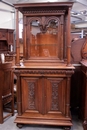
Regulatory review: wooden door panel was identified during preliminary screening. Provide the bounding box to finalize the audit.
[21,77,38,113]
[21,76,66,116]
[21,77,45,114]
[45,78,66,115]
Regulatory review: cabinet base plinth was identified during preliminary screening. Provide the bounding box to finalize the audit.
[15,115,72,128]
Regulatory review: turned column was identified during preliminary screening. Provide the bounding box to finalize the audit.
[16,9,20,65]
[66,7,71,66]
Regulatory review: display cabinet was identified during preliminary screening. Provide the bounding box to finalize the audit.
[14,2,74,129]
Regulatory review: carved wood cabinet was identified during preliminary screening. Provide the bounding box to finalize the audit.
[14,2,74,129]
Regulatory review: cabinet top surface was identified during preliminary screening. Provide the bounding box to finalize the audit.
[14,2,73,7]
[14,2,73,12]
[13,64,75,69]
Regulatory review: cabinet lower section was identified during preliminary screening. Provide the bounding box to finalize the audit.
[14,67,74,128]
[15,112,72,126]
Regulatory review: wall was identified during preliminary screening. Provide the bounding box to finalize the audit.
[0,2,15,29]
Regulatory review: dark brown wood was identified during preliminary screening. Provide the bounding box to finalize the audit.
[0,62,14,124]
[13,2,74,129]
[70,65,82,111]
[79,35,87,130]
[80,60,87,130]
[70,38,85,113]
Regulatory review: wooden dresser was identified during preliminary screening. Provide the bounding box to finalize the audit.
[14,2,74,129]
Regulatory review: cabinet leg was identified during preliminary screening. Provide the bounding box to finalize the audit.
[83,119,87,130]
[64,126,71,130]
[16,123,23,128]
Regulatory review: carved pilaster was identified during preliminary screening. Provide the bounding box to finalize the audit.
[16,9,20,65]
[16,73,22,115]
[66,76,71,117]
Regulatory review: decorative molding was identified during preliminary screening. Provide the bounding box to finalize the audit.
[14,69,74,76]
[23,9,66,15]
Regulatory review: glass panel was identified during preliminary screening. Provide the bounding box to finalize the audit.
[30,20,58,58]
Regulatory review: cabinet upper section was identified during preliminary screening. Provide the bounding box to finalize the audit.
[14,2,73,66]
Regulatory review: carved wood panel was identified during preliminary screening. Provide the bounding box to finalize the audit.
[28,82,35,109]
[21,76,66,116]
[45,78,66,115]
[21,77,39,113]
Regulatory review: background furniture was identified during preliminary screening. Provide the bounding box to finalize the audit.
[14,2,74,129]
[70,35,87,130]
[70,38,85,112]
[0,28,15,65]
[79,36,87,130]
[0,62,14,124]
[0,28,14,53]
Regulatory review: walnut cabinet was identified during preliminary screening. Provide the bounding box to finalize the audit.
[14,2,74,129]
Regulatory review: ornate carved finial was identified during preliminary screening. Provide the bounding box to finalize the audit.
[39,24,48,33]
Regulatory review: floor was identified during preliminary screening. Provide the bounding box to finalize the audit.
[0,111,83,130]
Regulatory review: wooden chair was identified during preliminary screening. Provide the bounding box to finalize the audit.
[0,62,14,124]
